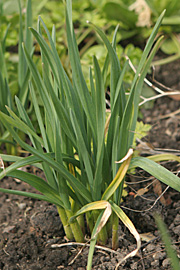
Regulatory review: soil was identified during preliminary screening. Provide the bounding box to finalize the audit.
[0,57,180,270]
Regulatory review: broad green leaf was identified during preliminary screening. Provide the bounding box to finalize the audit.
[103,2,138,28]
[129,157,180,192]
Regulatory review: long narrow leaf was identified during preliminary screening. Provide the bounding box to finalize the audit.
[0,169,64,207]
[0,187,61,205]
[87,21,121,106]
[0,109,43,145]
[87,211,104,270]
[129,157,180,192]
[69,200,110,222]
[70,110,94,190]
[65,0,96,136]
[155,215,180,270]
[128,36,164,147]
[37,16,85,127]
[102,150,133,201]
[17,0,25,88]
[25,0,33,54]
[29,82,50,151]
[110,201,141,267]
[0,120,92,203]
[130,10,166,91]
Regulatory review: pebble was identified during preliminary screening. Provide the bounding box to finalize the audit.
[172,225,180,236]
[18,203,27,210]
[151,259,159,267]
[146,243,156,252]
[30,266,41,270]
[174,214,180,225]
[162,258,170,268]
[130,262,138,269]
[153,251,166,260]
[111,258,118,265]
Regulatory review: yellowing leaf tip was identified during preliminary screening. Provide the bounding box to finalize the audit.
[115,148,133,164]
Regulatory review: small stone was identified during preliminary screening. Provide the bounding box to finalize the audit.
[174,214,180,225]
[153,251,166,260]
[145,117,151,123]
[130,262,138,269]
[151,259,159,267]
[14,178,21,183]
[111,258,118,265]
[30,266,41,270]
[18,203,26,210]
[172,225,180,236]
[162,258,170,268]
[146,243,156,252]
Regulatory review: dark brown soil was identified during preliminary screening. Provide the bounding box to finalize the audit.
[0,57,180,270]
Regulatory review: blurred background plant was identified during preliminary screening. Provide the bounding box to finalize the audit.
[2,0,180,92]
[155,214,180,270]
[1,0,180,103]
[0,0,33,154]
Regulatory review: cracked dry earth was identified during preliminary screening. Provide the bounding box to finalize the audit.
[0,57,180,270]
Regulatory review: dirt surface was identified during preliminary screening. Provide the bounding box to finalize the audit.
[0,58,180,269]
